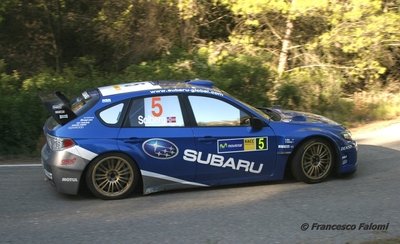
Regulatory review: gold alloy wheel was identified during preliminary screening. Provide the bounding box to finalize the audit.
[91,156,134,197]
[301,142,332,180]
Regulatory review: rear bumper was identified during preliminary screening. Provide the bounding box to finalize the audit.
[41,144,87,195]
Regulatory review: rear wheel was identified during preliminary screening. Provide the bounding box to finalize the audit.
[291,139,334,183]
[86,153,139,200]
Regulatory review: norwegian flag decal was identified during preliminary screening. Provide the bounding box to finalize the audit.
[167,116,176,123]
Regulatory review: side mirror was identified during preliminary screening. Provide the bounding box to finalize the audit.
[250,117,266,130]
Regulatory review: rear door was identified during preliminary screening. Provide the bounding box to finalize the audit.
[117,95,197,183]
[183,95,277,185]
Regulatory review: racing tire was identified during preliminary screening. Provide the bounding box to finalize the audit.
[291,138,334,183]
[86,153,140,200]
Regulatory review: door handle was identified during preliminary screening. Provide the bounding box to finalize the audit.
[124,137,143,144]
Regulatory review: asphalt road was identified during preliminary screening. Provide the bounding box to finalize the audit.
[1,124,400,244]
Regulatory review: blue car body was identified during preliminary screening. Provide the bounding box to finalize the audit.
[41,80,357,197]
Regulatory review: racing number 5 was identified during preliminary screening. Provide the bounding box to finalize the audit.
[257,137,266,150]
[151,97,163,117]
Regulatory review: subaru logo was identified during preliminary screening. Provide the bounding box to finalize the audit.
[142,138,179,160]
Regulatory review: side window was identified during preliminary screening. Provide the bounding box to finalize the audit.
[98,103,124,125]
[127,95,184,127]
[188,96,251,126]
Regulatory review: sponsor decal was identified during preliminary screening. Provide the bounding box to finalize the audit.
[82,91,90,99]
[55,110,65,114]
[102,98,112,103]
[149,88,224,97]
[52,104,62,110]
[59,114,68,119]
[99,82,162,96]
[61,177,78,182]
[284,138,295,144]
[68,116,94,129]
[183,149,263,174]
[278,145,291,149]
[341,145,353,151]
[61,157,77,165]
[342,155,348,165]
[218,139,243,153]
[217,137,268,154]
[142,138,179,160]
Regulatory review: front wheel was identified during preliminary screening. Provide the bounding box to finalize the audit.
[291,139,334,183]
[86,153,139,200]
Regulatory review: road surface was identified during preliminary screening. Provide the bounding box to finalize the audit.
[0,123,399,243]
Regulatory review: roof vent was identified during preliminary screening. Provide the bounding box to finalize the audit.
[186,79,214,88]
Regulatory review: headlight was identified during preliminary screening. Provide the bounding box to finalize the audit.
[341,130,353,141]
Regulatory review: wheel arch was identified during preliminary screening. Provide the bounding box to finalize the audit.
[285,135,340,177]
[79,150,144,195]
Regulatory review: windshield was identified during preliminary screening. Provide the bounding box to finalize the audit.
[221,90,273,121]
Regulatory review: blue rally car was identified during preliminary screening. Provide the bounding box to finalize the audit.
[41,80,357,199]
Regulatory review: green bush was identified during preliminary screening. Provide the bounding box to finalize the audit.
[0,51,274,156]
[276,69,357,121]
[1,52,399,157]
[0,82,47,155]
[208,55,272,107]
[123,51,273,106]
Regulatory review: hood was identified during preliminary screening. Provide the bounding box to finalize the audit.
[269,108,340,126]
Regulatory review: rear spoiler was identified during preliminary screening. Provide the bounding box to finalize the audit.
[39,91,77,125]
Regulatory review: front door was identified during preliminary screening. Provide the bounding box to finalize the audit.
[183,95,277,185]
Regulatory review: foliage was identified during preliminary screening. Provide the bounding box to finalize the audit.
[0,0,400,156]
[276,69,343,113]
[315,3,400,91]
[123,49,273,106]
[352,91,400,121]
[0,71,47,155]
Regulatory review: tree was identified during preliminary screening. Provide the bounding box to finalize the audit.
[314,0,400,90]
[221,0,329,74]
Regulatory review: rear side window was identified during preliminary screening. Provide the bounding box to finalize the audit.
[99,103,124,125]
[127,95,184,127]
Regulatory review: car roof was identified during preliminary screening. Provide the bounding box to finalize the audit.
[97,80,220,97]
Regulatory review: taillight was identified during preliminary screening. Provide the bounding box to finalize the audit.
[62,138,75,148]
[46,134,75,151]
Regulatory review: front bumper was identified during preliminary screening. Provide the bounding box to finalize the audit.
[337,140,358,174]
[41,144,88,195]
